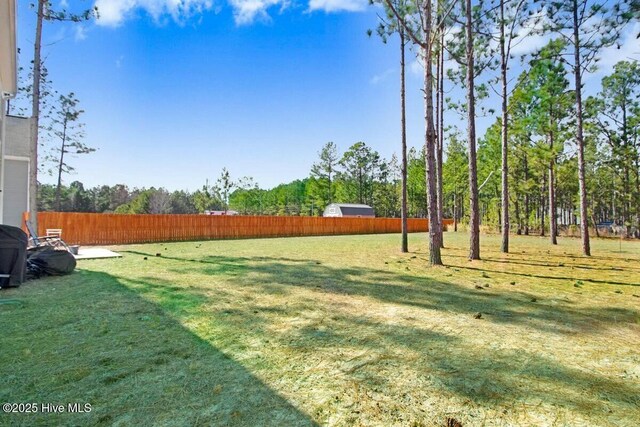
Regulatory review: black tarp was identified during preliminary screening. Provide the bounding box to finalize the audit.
[0,225,28,288]
[26,246,76,280]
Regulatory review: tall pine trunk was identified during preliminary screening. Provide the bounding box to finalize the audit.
[328,169,333,204]
[621,104,631,235]
[465,0,480,260]
[549,133,557,244]
[55,119,68,211]
[572,0,591,255]
[453,190,458,231]
[29,0,45,232]
[515,197,521,234]
[635,155,640,236]
[499,0,509,253]
[540,174,546,236]
[437,25,445,248]
[424,0,443,265]
[524,155,529,235]
[623,163,630,235]
[400,28,409,253]
[524,207,529,234]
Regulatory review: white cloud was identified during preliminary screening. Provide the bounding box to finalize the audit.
[509,33,552,56]
[92,0,371,27]
[228,0,287,25]
[94,0,214,26]
[116,55,124,68]
[74,25,87,41]
[593,22,640,78]
[308,0,368,13]
[505,8,554,56]
[370,68,395,85]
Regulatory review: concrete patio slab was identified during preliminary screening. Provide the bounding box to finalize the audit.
[74,247,121,260]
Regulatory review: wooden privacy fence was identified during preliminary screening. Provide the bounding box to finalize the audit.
[26,212,454,246]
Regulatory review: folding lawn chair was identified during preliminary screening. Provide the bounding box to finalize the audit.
[25,221,70,252]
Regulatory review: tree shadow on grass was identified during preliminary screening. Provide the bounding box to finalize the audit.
[451,264,639,287]
[442,253,639,273]
[123,250,640,336]
[283,311,640,422]
[442,242,640,261]
[0,270,318,427]
[423,345,640,422]
[120,250,314,266]
[84,251,640,423]
[186,256,640,421]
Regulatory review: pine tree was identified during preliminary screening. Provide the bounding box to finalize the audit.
[42,92,95,211]
[382,0,447,265]
[546,0,633,255]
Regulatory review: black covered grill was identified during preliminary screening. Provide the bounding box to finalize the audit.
[0,225,28,288]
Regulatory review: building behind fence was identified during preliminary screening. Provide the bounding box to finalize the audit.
[26,212,453,246]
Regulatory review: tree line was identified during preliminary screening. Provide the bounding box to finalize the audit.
[36,143,417,217]
[375,0,638,263]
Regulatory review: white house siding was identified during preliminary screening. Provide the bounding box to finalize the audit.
[3,158,28,227]
[5,116,31,157]
[1,0,18,226]
[2,116,31,227]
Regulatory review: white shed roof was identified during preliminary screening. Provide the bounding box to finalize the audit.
[330,203,373,209]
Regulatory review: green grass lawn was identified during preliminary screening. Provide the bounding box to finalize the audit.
[1,232,639,426]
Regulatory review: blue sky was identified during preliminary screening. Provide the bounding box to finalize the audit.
[15,0,640,191]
